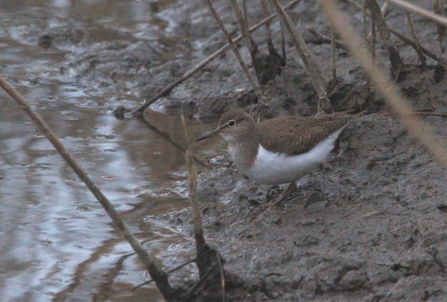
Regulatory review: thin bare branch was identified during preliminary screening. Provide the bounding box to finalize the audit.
[362,0,368,42]
[434,0,446,52]
[330,20,337,81]
[362,0,374,67]
[186,149,205,247]
[384,111,447,117]
[242,0,248,24]
[365,0,402,73]
[217,254,226,302]
[183,116,225,291]
[188,263,219,296]
[363,0,388,50]
[133,258,197,290]
[371,8,377,62]
[182,113,206,249]
[395,28,441,61]
[405,5,426,68]
[262,0,272,43]
[381,0,390,16]
[280,21,287,60]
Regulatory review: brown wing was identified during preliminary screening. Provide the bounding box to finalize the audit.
[257,114,353,155]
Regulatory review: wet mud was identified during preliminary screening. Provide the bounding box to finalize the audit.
[13,0,447,301]
[154,2,447,301]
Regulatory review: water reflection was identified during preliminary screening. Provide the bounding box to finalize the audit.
[0,105,200,300]
[0,0,212,301]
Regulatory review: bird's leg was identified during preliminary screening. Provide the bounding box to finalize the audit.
[274,182,297,206]
[265,185,282,203]
[253,182,297,218]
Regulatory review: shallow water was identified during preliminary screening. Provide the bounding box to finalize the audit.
[0,1,216,301]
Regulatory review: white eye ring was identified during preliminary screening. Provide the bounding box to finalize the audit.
[228,120,236,127]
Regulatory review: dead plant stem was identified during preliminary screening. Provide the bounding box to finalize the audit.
[365,0,402,73]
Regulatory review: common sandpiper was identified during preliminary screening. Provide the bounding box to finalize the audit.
[196,110,354,202]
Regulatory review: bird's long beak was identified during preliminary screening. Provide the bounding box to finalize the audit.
[195,125,225,142]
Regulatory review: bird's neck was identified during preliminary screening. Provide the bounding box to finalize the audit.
[228,131,260,172]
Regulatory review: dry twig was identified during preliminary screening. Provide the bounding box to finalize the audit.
[365,0,402,73]
[330,20,337,81]
[405,8,427,68]
[183,116,225,299]
[133,258,197,290]
[434,0,446,52]
[182,118,206,250]
[383,111,447,118]
[217,253,226,302]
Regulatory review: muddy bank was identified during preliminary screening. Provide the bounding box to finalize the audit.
[40,0,447,301]
[180,109,447,301]
[161,2,447,301]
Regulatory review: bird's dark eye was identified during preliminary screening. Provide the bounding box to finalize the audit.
[228,120,236,127]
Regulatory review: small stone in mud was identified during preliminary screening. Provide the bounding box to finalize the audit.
[294,235,319,247]
[248,199,260,206]
[437,204,447,213]
[38,34,53,49]
[434,64,446,83]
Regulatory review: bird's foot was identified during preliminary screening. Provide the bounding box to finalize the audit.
[252,182,298,217]
[272,182,297,206]
[265,185,283,203]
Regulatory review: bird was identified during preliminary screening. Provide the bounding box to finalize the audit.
[196,109,354,202]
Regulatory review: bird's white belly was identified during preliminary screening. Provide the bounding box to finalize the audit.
[243,128,343,185]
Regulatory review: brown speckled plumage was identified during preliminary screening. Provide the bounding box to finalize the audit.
[256,114,353,155]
